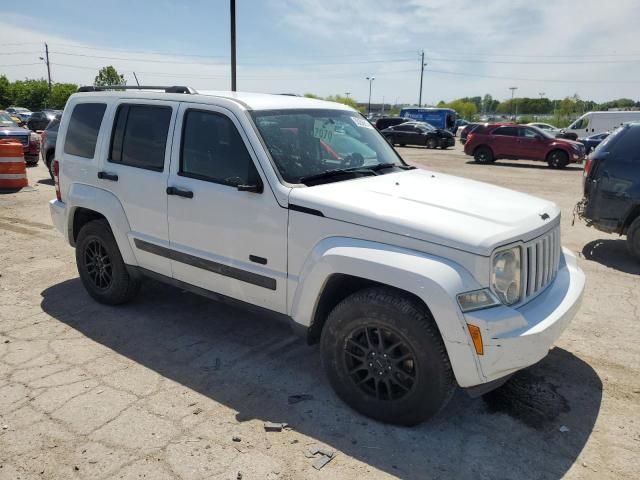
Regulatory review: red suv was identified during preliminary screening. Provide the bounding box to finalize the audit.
[464,123,585,169]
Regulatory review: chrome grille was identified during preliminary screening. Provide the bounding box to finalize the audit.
[0,134,28,146]
[522,225,561,301]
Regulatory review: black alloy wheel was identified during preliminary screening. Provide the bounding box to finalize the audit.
[344,325,417,401]
[84,239,113,290]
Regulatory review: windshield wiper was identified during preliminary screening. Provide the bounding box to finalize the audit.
[298,167,378,185]
[368,162,416,171]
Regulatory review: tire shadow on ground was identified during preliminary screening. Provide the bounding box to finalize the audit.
[582,239,640,275]
[41,279,602,480]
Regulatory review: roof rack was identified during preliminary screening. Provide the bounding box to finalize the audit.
[77,85,197,94]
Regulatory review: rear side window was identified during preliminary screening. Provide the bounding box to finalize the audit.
[63,103,107,158]
[608,127,640,162]
[395,124,414,131]
[180,109,258,187]
[46,116,61,132]
[493,126,518,136]
[109,104,172,171]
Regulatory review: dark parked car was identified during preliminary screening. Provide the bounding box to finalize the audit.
[579,123,640,259]
[27,110,60,131]
[458,122,482,145]
[381,122,454,149]
[374,116,412,131]
[0,111,40,165]
[579,132,609,155]
[463,123,584,168]
[40,113,61,178]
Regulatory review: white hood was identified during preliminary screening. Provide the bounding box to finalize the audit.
[289,169,560,256]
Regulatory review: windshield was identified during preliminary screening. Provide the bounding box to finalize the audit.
[251,108,404,184]
[0,112,18,127]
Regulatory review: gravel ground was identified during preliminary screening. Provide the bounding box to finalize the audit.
[0,144,638,480]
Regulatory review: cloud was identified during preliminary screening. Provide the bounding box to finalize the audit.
[1,2,640,104]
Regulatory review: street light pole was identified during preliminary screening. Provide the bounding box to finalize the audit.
[509,86,518,120]
[230,0,237,91]
[366,76,375,115]
[345,92,351,99]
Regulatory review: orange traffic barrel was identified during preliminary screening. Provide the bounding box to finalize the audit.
[0,140,28,189]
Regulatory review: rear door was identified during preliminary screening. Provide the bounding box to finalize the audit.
[96,99,179,277]
[490,126,519,157]
[590,126,640,225]
[165,103,288,313]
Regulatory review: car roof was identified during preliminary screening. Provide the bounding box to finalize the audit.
[71,90,354,112]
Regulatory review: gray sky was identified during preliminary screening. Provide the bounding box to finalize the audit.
[1,0,639,104]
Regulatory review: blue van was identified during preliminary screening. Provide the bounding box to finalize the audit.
[399,108,457,132]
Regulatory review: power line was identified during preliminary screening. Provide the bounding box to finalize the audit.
[0,51,41,56]
[425,56,640,65]
[0,63,43,67]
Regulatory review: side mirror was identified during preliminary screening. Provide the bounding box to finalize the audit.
[237,180,263,193]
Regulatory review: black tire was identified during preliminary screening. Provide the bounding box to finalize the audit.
[474,146,494,163]
[320,287,456,425]
[626,217,640,260]
[547,150,569,169]
[75,219,140,305]
[426,137,438,149]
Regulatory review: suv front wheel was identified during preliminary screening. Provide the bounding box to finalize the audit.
[474,146,494,163]
[76,219,141,305]
[320,287,456,425]
[547,150,569,169]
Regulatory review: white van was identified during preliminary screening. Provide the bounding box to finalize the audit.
[563,111,640,138]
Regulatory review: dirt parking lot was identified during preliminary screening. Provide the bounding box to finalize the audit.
[0,144,638,480]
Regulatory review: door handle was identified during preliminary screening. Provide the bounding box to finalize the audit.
[97,171,118,181]
[166,186,194,198]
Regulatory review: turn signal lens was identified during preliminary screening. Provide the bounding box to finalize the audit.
[467,324,484,355]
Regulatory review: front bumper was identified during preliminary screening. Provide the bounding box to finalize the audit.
[463,248,585,383]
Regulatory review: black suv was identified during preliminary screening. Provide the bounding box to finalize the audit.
[381,122,455,149]
[579,123,640,259]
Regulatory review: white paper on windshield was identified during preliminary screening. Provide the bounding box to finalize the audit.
[352,117,374,129]
[313,119,335,141]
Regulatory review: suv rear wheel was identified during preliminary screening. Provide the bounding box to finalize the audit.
[474,146,494,163]
[320,287,456,425]
[626,217,640,260]
[76,219,141,305]
[547,150,569,169]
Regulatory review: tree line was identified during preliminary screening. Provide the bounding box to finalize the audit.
[0,66,126,111]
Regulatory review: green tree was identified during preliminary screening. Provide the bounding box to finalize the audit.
[48,83,79,109]
[438,99,477,120]
[9,79,50,110]
[0,75,10,109]
[303,93,321,99]
[325,94,359,110]
[94,66,126,87]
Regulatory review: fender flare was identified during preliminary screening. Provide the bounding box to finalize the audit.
[66,183,137,266]
[289,237,486,385]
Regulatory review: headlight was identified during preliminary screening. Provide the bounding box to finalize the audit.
[491,246,522,305]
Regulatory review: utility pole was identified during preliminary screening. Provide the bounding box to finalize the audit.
[418,50,426,107]
[230,0,237,91]
[366,76,375,115]
[345,92,351,98]
[44,43,52,92]
[509,86,518,120]
[133,72,140,86]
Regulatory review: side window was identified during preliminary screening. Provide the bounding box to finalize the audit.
[63,103,107,158]
[493,126,518,136]
[396,125,413,132]
[180,109,258,187]
[609,128,640,162]
[520,128,538,138]
[109,104,172,171]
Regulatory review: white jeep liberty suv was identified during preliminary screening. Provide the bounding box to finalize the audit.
[50,86,585,425]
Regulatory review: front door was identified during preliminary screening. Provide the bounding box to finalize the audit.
[518,127,549,160]
[165,103,288,313]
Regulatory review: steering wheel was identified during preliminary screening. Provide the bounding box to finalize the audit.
[343,152,364,168]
